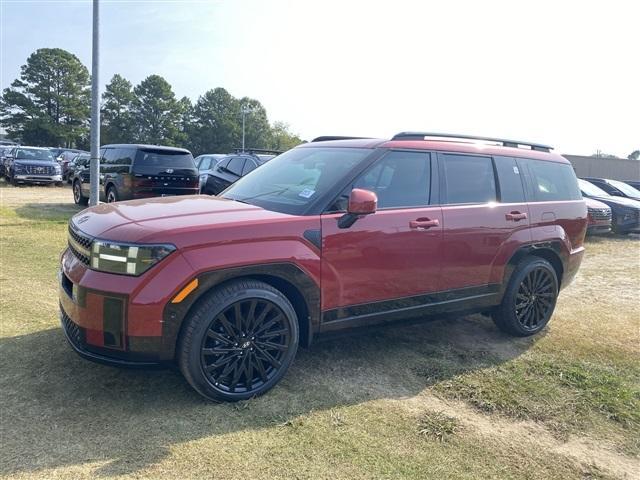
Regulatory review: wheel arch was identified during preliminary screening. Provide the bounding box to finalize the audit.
[163,263,320,360]
[502,242,566,292]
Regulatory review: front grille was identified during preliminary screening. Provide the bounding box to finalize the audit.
[588,207,612,221]
[60,305,84,348]
[68,224,92,265]
[25,165,55,175]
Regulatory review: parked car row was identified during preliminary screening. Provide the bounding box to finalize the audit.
[578,178,640,235]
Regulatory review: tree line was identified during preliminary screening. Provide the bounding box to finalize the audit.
[0,48,303,154]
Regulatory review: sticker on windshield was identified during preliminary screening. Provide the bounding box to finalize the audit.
[298,188,315,199]
[513,166,520,174]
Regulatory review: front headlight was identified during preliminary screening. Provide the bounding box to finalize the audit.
[90,240,175,276]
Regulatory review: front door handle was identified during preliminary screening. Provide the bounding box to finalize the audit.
[506,211,528,221]
[410,218,440,229]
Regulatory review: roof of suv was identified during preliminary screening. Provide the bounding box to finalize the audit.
[301,133,569,164]
[102,144,191,154]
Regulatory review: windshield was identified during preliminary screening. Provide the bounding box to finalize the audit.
[608,179,640,197]
[223,147,372,215]
[16,148,55,161]
[578,179,610,197]
[134,149,195,169]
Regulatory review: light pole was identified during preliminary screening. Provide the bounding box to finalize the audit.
[241,104,252,152]
[89,0,101,206]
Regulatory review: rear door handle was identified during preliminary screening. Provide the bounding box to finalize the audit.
[505,211,528,221]
[410,218,440,229]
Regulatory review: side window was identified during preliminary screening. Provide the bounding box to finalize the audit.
[442,154,496,204]
[217,158,230,171]
[99,148,106,160]
[525,160,582,201]
[227,157,246,176]
[354,151,431,209]
[101,148,117,164]
[494,156,525,203]
[113,148,134,165]
[242,159,257,176]
[199,157,211,171]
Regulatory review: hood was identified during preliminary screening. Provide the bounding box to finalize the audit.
[15,160,57,167]
[584,194,640,210]
[584,197,610,210]
[70,195,294,245]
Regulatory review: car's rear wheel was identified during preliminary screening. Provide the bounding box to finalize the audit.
[178,279,299,402]
[106,186,119,203]
[492,256,558,336]
[73,180,89,206]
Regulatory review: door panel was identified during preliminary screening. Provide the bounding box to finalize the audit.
[439,153,531,290]
[321,207,443,310]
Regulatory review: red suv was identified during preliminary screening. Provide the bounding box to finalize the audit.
[59,132,587,401]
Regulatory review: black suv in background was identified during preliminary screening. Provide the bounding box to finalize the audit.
[583,177,640,202]
[201,150,279,195]
[72,144,199,205]
[5,147,63,185]
[578,179,640,234]
[195,153,226,191]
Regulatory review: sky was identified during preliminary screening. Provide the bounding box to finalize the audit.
[1,0,638,157]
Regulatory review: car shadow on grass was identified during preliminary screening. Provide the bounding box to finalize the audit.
[14,202,82,223]
[0,313,539,477]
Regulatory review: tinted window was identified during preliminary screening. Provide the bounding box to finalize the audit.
[217,158,230,170]
[526,160,582,201]
[227,157,245,176]
[102,148,118,164]
[242,159,257,175]
[607,179,640,197]
[494,156,525,203]
[354,151,431,208]
[442,154,496,204]
[134,149,195,168]
[112,148,135,165]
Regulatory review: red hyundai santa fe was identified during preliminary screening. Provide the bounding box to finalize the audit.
[59,132,587,401]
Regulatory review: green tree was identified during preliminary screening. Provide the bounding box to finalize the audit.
[189,88,241,154]
[0,48,90,147]
[101,74,136,144]
[133,75,184,146]
[267,121,303,151]
[239,97,272,150]
[628,150,640,161]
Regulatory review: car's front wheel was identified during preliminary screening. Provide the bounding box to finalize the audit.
[492,256,558,336]
[178,279,299,402]
[106,186,119,203]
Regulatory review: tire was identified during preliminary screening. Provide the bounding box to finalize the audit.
[73,180,89,206]
[178,279,299,402]
[492,256,558,337]
[10,175,18,186]
[106,186,119,203]
[55,181,63,187]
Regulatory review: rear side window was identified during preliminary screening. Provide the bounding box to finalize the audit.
[227,157,245,176]
[112,148,135,165]
[525,160,582,201]
[134,149,195,168]
[494,156,526,203]
[102,148,118,164]
[441,154,496,204]
[242,159,258,175]
[354,151,431,208]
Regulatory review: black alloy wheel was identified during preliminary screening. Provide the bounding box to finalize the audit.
[178,279,299,401]
[73,181,88,206]
[492,256,558,337]
[200,298,291,394]
[514,267,555,331]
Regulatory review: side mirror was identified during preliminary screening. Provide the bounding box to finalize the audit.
[338,188,378,228]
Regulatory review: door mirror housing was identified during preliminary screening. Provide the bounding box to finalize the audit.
[338,188,378,228]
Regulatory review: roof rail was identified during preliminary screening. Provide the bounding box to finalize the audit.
[311,136,372,142]
[234,148,283,155]
[391,132,552,152]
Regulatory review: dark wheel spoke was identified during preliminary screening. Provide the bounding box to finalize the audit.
[200,297,290,395]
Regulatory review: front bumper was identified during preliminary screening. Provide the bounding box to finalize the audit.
[586,224,612,235]
[14,174,61,183]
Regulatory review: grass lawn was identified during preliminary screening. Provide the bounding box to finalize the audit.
[1,181,638,479]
